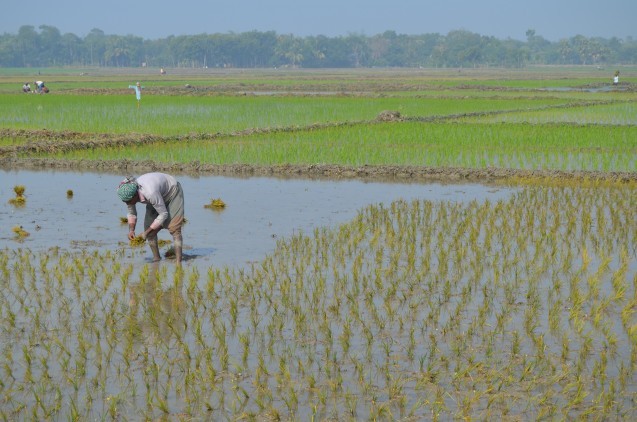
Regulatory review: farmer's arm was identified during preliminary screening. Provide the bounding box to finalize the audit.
[127,204,138,240]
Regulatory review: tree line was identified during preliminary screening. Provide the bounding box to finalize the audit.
[1,25,636,69]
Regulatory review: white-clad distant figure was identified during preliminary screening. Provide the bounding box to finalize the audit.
[129,81,143,107]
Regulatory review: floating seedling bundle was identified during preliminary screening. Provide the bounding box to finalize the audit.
[8,185,26,206]
[11,225,29,239]
[204,198,226,209]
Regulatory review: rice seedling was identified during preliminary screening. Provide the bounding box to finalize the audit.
[204,198,226,209]
[129,236,146,247]
[8,185,26,206]
[12,225,30,239]
[66,189,74,198]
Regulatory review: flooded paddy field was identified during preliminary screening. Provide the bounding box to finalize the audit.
[0,169,510,268]
[1,169,636,420]
[1,67,636,419]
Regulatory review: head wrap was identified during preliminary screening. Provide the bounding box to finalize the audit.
[117,177,139,202]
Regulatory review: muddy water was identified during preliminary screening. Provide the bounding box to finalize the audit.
[0,169,515,268]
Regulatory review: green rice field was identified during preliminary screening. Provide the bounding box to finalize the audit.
[1,66,636,420]
[1,67,635,173]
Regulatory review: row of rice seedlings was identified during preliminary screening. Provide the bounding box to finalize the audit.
[469,101,637,125]
[33,121,637,172]
[0,181,635,419]
[0,92,579,135]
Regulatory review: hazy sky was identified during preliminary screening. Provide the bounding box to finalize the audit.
[2,0,635,41]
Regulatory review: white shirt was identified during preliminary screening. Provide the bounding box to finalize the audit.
[126,173,179,230]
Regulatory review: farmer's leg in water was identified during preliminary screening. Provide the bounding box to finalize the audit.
[166,184,185,264]
[145,229,162,262]
[172,229,183,263]
[142,204,164,262]
[168,217,183,263]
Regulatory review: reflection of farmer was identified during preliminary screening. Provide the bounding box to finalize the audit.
[117,172,185,263]
[128,262,186,341]
[128,81,143,107]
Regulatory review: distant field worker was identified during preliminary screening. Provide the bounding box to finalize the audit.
[35,80,48,93]
[128,81,143,107]
[117,173,185,263]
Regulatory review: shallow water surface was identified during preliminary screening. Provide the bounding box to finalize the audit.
[0,169,514,268]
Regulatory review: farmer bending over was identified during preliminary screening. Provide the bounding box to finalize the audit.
[117,172,185,263]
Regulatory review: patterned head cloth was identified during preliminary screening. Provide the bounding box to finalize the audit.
[117,177,138,202]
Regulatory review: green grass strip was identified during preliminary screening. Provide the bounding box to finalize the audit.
[34,122,637,172]
[0,94,576,136]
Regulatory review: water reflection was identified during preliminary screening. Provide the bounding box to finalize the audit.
[128,262,186,343]
[0,169,516,268]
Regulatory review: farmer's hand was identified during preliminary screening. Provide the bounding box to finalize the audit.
[141,228,154,240]
[128,230,136,240]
